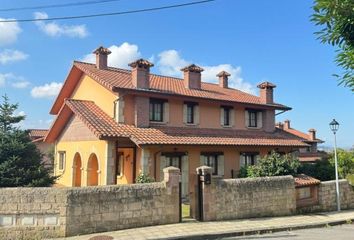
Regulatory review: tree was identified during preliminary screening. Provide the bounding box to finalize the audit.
[0,95,55,187]
[298,160,335,181]
[312,0,354,91]
[328,148,354,179]
[240,151,300,178]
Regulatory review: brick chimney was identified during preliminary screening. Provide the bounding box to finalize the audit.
[257,81,276,104]
[128,59,154,89]
[284,119,290,129]
[217,71,231,88]
[309,128,316,141]
[93,46,111,70]
[181,64,204,89]
[276,122,284,129]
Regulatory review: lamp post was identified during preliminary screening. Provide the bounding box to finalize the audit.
[329,119,340,211]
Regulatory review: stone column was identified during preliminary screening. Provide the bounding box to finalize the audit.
[163,167,180,223]
[196,166,217,221]
[105,141,116,185]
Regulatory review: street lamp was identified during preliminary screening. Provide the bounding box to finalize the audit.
[329,119,340,211]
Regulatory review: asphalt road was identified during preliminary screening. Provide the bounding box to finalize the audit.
[221,224,354,240]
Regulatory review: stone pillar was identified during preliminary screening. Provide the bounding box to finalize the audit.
[105,141,116,185]
[163,166,180,194]
[195,166,217,221]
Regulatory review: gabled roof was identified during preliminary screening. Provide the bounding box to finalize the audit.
[50,61,291,114]
[278,126,324,143]
[45,99,308,147]
[294,174,320,187]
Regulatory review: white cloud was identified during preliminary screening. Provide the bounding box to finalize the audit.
[34,12,88,38]
[82,42,142,68]
[0,73,30,88]
[31,82,63,98]
[16,111,26,117]
[157,49,255,94]
[0,18,21,46]
[0,49,28,64]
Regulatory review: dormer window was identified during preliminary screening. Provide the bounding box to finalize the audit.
[149,99,164,122]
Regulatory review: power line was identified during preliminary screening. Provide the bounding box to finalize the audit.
[0,0,216,23]
[0,0,123,12]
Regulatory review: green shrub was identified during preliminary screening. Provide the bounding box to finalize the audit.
[135,172,154,183]
[298,160,335,181]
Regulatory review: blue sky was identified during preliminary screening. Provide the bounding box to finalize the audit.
[0,0,352,148]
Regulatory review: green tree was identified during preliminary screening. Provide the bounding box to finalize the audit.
[298,160,335,181]
[0,95,55,187]
[328,148,354,178]
[241,151,300,178]
[312,0,354,90]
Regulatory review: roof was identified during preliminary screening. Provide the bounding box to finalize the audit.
[50,61,291,114]
[28,129,48,142]
[277,126,324,143]
[257,81,276,89]
[298,152,327,162]
[45,99,309,148]
[294,174,320,187]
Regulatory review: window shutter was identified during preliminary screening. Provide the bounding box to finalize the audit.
[220,108,224,126]
[230,109,235,127]
[163,102,169,123]
[200,155,205,166]
[183,104,188,124]
[159,155,167,181]
[118,99,125,123]
[257,111,263,129]
[181,155,189,198]
[194,105,200,125]
[245,111,249,128]
[217,155,225,177]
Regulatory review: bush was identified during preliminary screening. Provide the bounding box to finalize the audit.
[328,149,354,179]
[298,160,335,181]
[135,172,154,183]
[241,151,300,178]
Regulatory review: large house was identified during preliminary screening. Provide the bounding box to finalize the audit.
[29,129,53,169]
[45,46,308,198]
[276,120,325,163]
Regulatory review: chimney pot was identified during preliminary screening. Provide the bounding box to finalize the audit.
[181,64,204,89]
[284,120,290,129]
[257,81,276,104]
[217,71,231,88]
[93,46,111,70]
[129,58,154,89]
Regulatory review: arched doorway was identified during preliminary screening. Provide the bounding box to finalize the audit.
[87,153,99,186]
[72,153,82,187]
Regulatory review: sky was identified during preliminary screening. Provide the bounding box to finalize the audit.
[0,0,352,148]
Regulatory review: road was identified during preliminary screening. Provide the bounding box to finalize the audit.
[222,224,354,240]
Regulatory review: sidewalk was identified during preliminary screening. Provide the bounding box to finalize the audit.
[53,210,354,240]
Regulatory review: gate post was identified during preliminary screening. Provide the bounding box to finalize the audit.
[163,166,181,222]
[196,166,213,221]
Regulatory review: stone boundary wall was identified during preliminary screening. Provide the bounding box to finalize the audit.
[197,166,296,221]
[298,179,354,213]
[0,167,180,239]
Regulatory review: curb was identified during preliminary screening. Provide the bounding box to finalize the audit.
[161,218,354,240]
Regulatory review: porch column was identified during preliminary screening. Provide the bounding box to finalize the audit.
[105,140,116,185]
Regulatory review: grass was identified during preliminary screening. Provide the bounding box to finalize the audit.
[182,203,190,218]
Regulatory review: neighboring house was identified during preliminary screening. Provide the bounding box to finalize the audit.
[45,46,308,198]
[276,120,325,163]
[28,129,53,169]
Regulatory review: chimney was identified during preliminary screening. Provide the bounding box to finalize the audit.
[217,71,231,88]
[93,46,111,70]
[309,129,316,141]
[181,64,204,89]
[257,81,276,104]
[128,58,154,89]
[276,122,284,129]
[284,120,290,129]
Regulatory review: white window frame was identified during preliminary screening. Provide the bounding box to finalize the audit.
[58,151,66,171]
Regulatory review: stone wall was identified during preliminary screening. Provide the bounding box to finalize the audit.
[0,167,180,239]
[298,179,354,213]
[197,166,296,221]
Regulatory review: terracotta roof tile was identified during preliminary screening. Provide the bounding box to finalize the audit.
[51,99,309,147]
[294,174,320,187]
[73,61,290,110]
[28,129,48,142]
[278,127,324,143]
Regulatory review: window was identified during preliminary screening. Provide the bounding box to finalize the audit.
[187,104,194,124]
[202,154,218,175]
[224,108,230,126]
[166,156,181,169]
[240,152,259,167]
[149,99,164,122]
[58,151,66,171]
[116,152,124,177]
[248,110,257,127]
